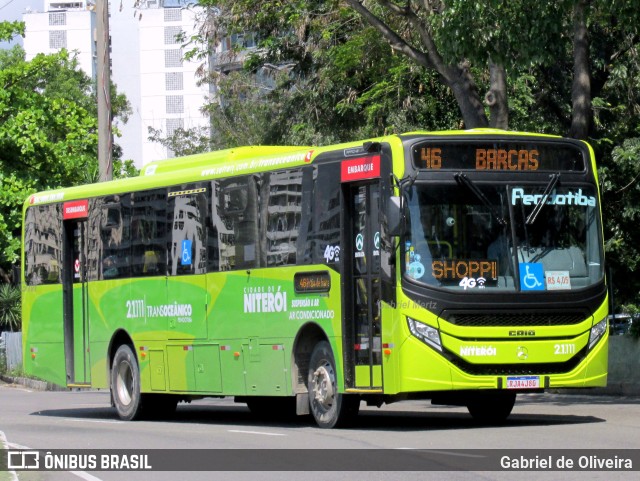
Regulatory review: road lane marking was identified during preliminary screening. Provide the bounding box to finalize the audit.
[228,429,286,436]
[0,431,19,481]
[59,417,124,425]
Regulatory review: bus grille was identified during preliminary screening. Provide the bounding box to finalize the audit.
[445,347,587,376]
[440,311,588,327]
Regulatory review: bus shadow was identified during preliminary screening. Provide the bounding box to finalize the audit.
[32,401,605,432]
[351,409,605,431]
[516,393,640,406]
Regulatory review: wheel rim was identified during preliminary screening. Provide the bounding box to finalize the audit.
[115,360,134,406]
[311,361,335,412]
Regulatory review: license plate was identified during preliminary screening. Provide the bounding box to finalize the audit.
[506,376,540,389]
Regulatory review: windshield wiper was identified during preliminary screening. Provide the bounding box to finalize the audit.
[454,173,507,225]
[525,173,560,225]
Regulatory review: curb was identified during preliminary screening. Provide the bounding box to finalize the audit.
[0,374,66,392]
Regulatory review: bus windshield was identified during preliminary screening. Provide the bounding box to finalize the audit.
[403,181,604,292]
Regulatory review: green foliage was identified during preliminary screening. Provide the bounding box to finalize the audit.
[432,1,569,66]
[0,284,21,332]
[0,21,24,42]
[599,138,640,306]
[0,47,96,265]
[113,158,139,179]
[148,125,212,156]
[0,27,131,269]
[183,2,458,148]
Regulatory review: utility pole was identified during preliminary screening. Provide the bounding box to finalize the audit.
[97,0,113,181]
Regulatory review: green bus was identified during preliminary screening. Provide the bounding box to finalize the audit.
[22,129,608,428]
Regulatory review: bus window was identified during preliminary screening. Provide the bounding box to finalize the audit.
[216,176,260,270]
[97,194,132,280]
[262,170,303,267]
[309,163,341,266]
[131,189,167,277]
[404,182,602,291]
[24,204,63,285]
[168,185,208,276]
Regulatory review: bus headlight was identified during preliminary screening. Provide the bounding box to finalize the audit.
[407,317,442,351]
[588,318,607,349]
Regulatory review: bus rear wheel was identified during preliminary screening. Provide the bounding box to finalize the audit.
[466,391,516,424]
[111,344,144,421]
[308,341,359,428]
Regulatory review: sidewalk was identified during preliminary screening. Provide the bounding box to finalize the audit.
[0,374,66,391]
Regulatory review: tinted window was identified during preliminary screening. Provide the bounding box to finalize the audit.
[168,185,208,275]
[262,170,303,266]
[24,204,63,285]
[213,176,260,270]
[131,189,167,276]
[92,194,132,280]
[308,163,341,266]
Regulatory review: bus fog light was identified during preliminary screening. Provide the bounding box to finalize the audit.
[407,317,442,351]
[589,318,607,349]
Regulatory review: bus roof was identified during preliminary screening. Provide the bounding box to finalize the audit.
[140,145,311,176]
[23,129,579,210]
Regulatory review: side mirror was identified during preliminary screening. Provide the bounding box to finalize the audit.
[386,196,403,237]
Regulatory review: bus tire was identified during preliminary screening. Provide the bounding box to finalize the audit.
[466,391,516,424]
[308,341,359,428]
[111,344,144,421]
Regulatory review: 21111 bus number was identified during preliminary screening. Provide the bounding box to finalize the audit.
[126,299,145,319]
[554,343,576,355]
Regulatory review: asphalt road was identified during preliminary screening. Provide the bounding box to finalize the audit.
[1,380,639,481]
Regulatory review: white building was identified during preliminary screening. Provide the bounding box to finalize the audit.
[23,1,96,77]
[23,0,211,167]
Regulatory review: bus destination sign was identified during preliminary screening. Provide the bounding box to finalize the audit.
[294,271,331,294]
[412,142,585,172]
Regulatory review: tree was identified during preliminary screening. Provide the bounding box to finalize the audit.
[0,284,21,332]
[340,1,598,135]
[0,22,132,269]
[148,125,212,157]
[181,1,459,148]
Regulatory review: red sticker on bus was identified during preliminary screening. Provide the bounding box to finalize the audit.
[340,155,381,182]
[305,150,314,163]
[63,200,89,219]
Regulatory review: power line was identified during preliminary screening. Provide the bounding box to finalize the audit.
[0,0,18,12]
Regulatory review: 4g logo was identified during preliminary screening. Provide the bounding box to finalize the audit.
[458,276,487,290]
[323,245,340,263]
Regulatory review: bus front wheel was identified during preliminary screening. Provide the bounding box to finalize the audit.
[308,341,359,428]
[111,344,143,421]
[466,391,516,424]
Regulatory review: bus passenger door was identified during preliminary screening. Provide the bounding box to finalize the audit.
[62,217,91,386]
[343,182,383,390]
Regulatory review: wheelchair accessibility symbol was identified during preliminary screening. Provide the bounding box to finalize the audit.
[181,239,192,266]
[519,263,545,291]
